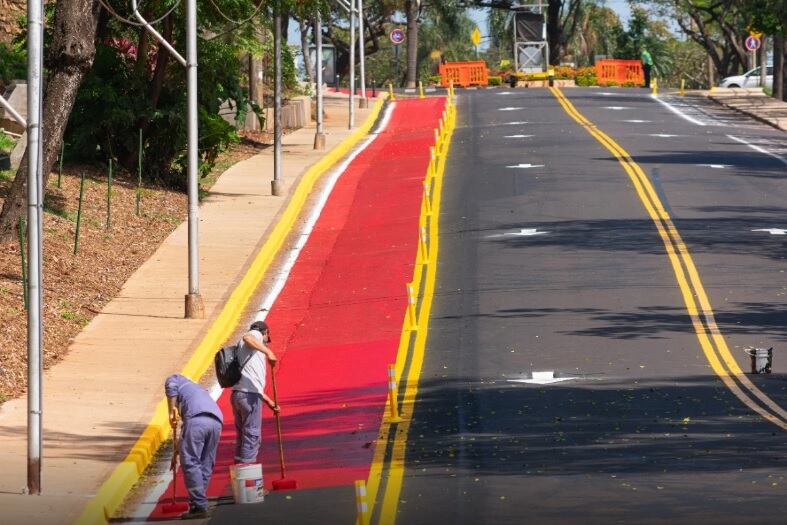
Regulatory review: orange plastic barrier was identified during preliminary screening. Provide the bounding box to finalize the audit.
[439,61,489,87]
[595,59,644,86]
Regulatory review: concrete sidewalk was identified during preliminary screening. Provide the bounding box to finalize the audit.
[0,95,379,525]
[707,87,787,131]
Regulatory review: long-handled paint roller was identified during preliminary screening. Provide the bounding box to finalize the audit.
[162,414,190,514]
[270,370,297,491]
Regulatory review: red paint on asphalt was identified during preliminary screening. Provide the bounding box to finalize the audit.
[148,97,446,517]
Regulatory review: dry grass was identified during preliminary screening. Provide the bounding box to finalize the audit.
[0,137,268,400]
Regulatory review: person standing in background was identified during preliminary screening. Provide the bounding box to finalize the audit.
[642,48,654,88]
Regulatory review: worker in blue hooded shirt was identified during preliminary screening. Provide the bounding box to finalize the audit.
[165,374,224,519]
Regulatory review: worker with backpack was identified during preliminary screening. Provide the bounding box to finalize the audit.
[215,320,279,464]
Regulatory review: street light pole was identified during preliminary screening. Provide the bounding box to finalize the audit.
[272,3,283,195]
[26,0,44,495]
[358,0,367,108]
[184,0,204,318]
[314,14,326,149]
[349,0,356,128]
[131,0,204,319]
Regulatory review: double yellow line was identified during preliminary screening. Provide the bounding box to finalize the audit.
[364,96,457,525]
[550,87,787,430]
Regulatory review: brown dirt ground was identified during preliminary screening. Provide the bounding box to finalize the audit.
[0,134,273,402]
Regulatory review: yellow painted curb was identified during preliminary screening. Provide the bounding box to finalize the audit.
[74,95,387,525]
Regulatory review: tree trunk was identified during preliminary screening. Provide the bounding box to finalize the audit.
[0,0,101,242]
[547,0,562,65]
[783,41,787,102]
[405,0,418,89]
[775,36,784,101]
[300,18,314,84]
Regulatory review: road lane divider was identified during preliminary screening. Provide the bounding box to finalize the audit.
[549,87,787,431]
[364,93,457,525]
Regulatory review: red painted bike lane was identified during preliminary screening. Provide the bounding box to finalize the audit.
[148,97,446,518]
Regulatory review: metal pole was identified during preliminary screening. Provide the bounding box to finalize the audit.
[358,0,367,107]
[349,0,356,128]
[272,3,283,195]
[184,0,204,318]
[314,14,326,149]
[26,0,44,496]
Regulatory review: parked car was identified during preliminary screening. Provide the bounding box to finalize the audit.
[719,66,773,88]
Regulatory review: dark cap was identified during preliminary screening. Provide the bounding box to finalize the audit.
[250,321,269,334]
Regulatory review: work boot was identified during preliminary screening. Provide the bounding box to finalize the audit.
[180,505,209,520]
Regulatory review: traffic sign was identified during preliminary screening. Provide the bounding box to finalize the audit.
[745,35,761,51]
[390,28,405,45]
[471,27,481,47]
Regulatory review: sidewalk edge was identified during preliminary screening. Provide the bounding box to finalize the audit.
[707,94,787,132]
[73,96,386,525]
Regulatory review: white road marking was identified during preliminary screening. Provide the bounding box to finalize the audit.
[508,371,575,385]
[728,135,787,167]
[697,164,730,169]
[129,102,400,521]
[752,228,787,235]
[503,121,528,125]
[651,94,707,126]
[507,163,544,169]
[497,91,514,95]
[604,106,630,110]
[499,107,524,111]
[504,134,534,138]
[623,119,651,123]
[486,228,548,238]
[650,134,680,138]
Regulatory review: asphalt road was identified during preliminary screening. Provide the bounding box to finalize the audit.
[391,89,787,525]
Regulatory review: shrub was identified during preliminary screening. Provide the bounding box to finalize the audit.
[0,42,26,92]
[554,66,576,80]
[428,75,441,84]
[575,66,598,86]
[488,76,502,86]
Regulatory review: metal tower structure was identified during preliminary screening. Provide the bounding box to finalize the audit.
[512,1,549,74]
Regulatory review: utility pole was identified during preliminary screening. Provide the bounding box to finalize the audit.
[132,0,204,319]
[26,0,44,495]
[349,0,356,128]
[272,2,283,195]
[314,14,326,149]
[358,0,367,108]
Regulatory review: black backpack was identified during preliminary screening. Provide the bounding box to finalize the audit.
[214,344,253,388]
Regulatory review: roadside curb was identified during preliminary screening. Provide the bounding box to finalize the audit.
[707,92,787,132]
[73,95,387,525]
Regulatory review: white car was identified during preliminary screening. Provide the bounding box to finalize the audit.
[720,65,773,88]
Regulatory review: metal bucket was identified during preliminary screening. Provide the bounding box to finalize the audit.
[746,347,773,374]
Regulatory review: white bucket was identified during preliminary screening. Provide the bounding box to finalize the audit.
[229,463,265,504]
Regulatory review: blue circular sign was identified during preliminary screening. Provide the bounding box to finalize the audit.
[390,28,406,45]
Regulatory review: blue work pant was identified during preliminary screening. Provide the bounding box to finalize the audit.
[180,414,222,510]
[231,390,262,463]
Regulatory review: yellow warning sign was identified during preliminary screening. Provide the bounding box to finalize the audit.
[471,27,481,47]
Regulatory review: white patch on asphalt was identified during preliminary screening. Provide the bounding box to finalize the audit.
[508,371,575,385]
[486,228,548,239]
[651,94,708,127]
[650,134,680,138]
[499,107,524,111]
[504,134,534,138]
[752,228,787,235]
[728,135,787,167]
[604,106,630,110]
[623,119,651,123]
[497,91,514,95]
[507,163,544,169]
[503,121,528,125]
[129,103,400,521]
[696,164,730,169]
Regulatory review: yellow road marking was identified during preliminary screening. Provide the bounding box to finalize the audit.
[364,99,457,525]
[550,87,787,430]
